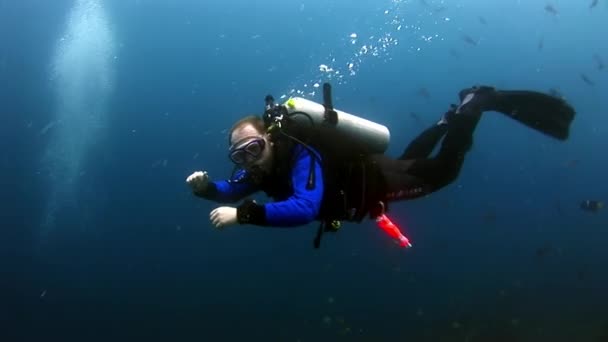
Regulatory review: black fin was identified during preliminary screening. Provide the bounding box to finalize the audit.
[493,90,576,140]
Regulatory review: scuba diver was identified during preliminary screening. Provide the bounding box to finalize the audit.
[186,84,575,248]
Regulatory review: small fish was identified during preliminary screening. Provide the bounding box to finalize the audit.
[417,87,430,99]
[577,269,587,281]
[449,48,460,58]
[548,88,563,98]
[563,159,579,168]
[544,4,558,15]
[434,6,447,13]
[555,200,564,216]
[537,37,544,51]
[593,54,605,70]
[590,0,599,9]
[39,121,55,135]
[580,73,595,86]
[481,210,497,224]
[536,244,554,258]
[580,200,604,213]
[409,112,424,126]
[478,16,487,25]
[462,34,478,46]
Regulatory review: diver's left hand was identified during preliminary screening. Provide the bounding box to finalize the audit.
[210,206,238,229]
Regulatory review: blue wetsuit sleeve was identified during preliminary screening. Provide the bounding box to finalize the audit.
[263,145,324,227]
[194,169,258,203]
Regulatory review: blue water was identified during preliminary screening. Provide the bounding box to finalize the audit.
[1,0,607,341]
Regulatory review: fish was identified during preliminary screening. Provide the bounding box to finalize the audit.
[563,159,579,168]
[555,200,564,216]
[417,87,430,99]
[481,210,497,224]
[548,88,563,98]
[536,243,554,258]
[537,37,544,51]
[462,34,478,46]
[593,54,605,70]
[577,269,587,281]
[409,112,425,127]
[478,16,487,25]
[580,73,595,86]
[449,48,460,58]
[580,200,604,213]
[544,4,558,15]
[590,0,599,9]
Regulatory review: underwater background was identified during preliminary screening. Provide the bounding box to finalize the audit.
[1,0,607,341]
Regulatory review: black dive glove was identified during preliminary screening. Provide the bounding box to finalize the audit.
[237,199,266,225]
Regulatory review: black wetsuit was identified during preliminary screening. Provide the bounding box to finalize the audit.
[196,84,574,247]
[321,106,481,221]
[375,110,479,202]
[197,93,484,229]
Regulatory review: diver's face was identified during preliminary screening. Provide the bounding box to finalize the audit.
[229,124,274,173]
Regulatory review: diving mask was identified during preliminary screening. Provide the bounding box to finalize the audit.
[228,137,266,165]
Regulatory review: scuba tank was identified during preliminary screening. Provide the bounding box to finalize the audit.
[263,83,390,158]
[262,83,398,249]
[282,96,390,154]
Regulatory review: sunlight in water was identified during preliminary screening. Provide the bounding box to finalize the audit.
[41,0,115,235]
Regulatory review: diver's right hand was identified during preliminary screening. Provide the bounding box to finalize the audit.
[186,171,209,193]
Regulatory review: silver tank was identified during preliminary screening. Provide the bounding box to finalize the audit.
[283,97,390,154]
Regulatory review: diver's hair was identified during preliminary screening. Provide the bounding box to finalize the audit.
[228,115,266,145]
